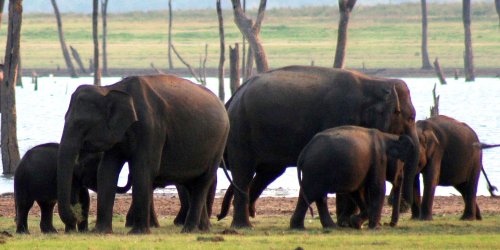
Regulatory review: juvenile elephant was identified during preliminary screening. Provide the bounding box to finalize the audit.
[289,126,415,230]
[413,115,497,220]
[14,143,106,234]
[222,65,419,228]
[57,75,229,234]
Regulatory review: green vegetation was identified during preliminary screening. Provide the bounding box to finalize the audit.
[1,214,499,249]
[0,2,499,71]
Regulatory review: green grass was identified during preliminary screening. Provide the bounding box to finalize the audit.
[1,214,499,249]
[0,2,499,71]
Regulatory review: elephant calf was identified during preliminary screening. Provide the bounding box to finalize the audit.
[413,115,498,221]
[290,126,414,230]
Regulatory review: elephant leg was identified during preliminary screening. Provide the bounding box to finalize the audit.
[411,174,422,219]
[289,190,309,230]
[248,167,286,218]
[336,193,359,227]
[77,188,90,232]
[349,191,368,229]
[206,177,216,218]
[174,185,189,226]
[389,181,402,227]
[455,181,479,221]
[38,200,58,233]
[181,174,214,233]
[316,196,335,229]
[420,167,439,221]
[230,154,256,228]
[15,198,33,234]
[94,150,125,234]
[366,183,385,230]
[149,195,160,228]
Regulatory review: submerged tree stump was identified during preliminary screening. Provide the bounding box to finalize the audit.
[433,58,447,85]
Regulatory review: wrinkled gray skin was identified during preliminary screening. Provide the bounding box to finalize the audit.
[289,126,415,230]
[222,66,419,228]
[57,75,229,234]
[14,143,108,234]
[413,115,487,220]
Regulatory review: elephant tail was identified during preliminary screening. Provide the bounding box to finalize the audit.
[116,173,132,194]
[481,167,498,197]
[296,160,314,218]
[216,184,233,221]
[218,158,248,220]
[474,142,500,149]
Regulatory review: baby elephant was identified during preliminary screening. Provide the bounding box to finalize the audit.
[14,143,105,234]
[413,115,498,221]
[290,126,414,230]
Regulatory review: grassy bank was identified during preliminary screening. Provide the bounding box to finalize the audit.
[1,2,499,73]
[1,214,499,249]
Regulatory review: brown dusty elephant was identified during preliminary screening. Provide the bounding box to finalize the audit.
[289,126,415,230]
[412,115,499,220]
[220,65,419,228]
[57,75,229,234]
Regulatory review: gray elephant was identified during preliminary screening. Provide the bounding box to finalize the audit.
[14,143,109,234]
[222,65,419,228]
[413,115,499,220]
[289,126,415,230]
[57,75,229,234]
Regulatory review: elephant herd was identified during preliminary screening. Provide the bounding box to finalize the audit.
[13,66,497,234]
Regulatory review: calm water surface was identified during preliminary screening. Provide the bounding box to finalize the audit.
[1,76,499,197]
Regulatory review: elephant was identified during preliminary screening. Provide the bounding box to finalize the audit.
[14,143,111,234]
[412,115,499,220]
[222,65,419,228]
[289,126,415,230]
[57,74,229,234]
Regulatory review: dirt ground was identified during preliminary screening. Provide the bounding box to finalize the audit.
[1,193,499,220]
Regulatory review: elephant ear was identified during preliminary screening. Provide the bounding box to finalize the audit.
[387,134,415,162]
[105,90,138,142]
[423,130,439,159]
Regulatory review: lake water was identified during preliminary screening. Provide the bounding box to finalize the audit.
[1,76,499,197]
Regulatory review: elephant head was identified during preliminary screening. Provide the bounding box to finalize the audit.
[57,85,138,227]
[387,135,416,164]
[386,79,420,208]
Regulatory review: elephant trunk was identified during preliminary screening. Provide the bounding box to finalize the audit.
[402,126,419,207]
[57,127,82,227]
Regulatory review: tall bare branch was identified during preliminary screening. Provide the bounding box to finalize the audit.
[333,0,357,69]
[51,0,78,77]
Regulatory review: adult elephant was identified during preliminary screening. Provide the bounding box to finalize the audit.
[224,65,419,228]
[57,75,229,234]
[412,115,498,220]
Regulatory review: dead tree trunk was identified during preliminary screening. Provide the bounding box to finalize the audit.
[231,0,269,73]
[51,0,78,77]
[241,0,246,80]
[168,0,174,69]
[101,0,109,76]
[217,0,225,101]
[462,0,475,81]
[433,58,447,85]
[0,0,5,28]
[333,0,357,69]
[430,83,440,117]
[230,43,240,94]
[70,45,87,74]
[1,0,22,174]
[244,46,254,81]
[495,0,500,27]
[420,0,432,69]
[92,0,101,86]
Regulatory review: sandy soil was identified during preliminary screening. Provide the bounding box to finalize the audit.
[1,193,499,219]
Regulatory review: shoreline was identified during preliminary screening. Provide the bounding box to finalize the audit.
[23,67,500,79]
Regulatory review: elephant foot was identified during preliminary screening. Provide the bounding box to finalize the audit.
[128,226,151,234]
[419,215,433,221]
[249,204,256,218]
[125,219,133,228]
[230,219,253,229]
[92,224,113,234]
[368,222,381,230]
[173,217,184,226]
[460,215,476,221]
[41,227,58,234]
[337,216,351,228]
[16,228,29,234]
[389,221,397,227]
[349,215,365,230]
[289,219,305,230]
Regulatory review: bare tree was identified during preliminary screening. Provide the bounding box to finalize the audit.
[420,0,432,69]
[495,0,500,27]
[241,0,246,80]
[168,0,174,69]
[101,0,109,76]
[333,0,357,69]
[230,43,240,94]
[51,0,78,77]
[93,0,101,85]
[216,0,225,101]
[462,0,475,81]
[1,0,22,174]
[231,0,268,73]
